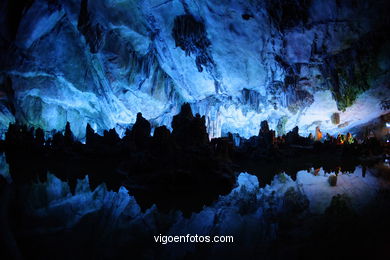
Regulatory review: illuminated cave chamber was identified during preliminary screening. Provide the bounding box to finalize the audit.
[0,0,389,139]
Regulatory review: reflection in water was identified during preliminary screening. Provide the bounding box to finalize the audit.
[0,152,11,182]
[1,147,385,215]
[1,159,389,259]
[296,166,390,213]
[1,148,389,218]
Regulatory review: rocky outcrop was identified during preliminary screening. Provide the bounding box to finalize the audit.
[171,103,209,147]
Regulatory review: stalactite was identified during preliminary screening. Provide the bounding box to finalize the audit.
[77,0,105,53]
[172,14,215,73]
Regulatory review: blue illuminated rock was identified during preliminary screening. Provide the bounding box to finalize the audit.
[0,0,388,139]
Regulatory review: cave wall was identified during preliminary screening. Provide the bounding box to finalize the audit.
[0,0,389,138]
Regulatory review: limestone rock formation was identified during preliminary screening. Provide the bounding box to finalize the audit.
[0,0,388,139]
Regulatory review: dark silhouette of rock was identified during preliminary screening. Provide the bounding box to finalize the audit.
[35,128,45,147]
[152,125,172,154]
[258,120,275,148]
[259,120,270,135]
[191,113,209,145]
[103,128,120,146]
[286,126,300,144]
[211,137,233,162]
[64,122,74,145]
[172,103,193,129]
[172,103,209,147]
[131,112,151,149]
[52,131,65,149]
[85,123,97,146]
